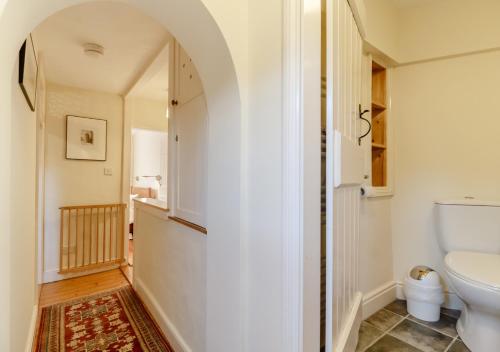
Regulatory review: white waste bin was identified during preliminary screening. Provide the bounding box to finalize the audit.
[404,266,444,322]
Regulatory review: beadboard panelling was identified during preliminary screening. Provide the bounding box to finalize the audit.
[326,0,363,349]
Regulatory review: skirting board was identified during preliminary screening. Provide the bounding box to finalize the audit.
[362,281,397,320]
[336,292,363,352]
[134,277,191,352]
[25,304,38,352]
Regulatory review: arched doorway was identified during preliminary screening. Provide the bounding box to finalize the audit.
[0,1,242,351]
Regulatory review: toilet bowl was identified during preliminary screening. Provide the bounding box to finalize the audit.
[435,199,500,352]
[444,251,500,352]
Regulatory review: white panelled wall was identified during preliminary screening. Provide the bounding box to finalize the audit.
[326,0,364,350]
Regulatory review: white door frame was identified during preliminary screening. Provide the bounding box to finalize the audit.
[121,39,173,267]
[35,54,46,288]
[282,0,321,351]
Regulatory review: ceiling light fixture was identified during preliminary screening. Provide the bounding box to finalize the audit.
[83,43,104,58]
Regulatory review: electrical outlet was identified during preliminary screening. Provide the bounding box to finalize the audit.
[104,168,112,176]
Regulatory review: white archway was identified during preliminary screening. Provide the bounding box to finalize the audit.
[0,1,242,351]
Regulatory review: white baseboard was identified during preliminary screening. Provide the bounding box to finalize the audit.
[42,264,121,283]
[362,281,397,319]
[25,304,38,352]
[336,291,363,352]
[395,281,464,311]
[134,277,191,352]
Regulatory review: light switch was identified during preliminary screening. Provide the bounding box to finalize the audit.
[104,168,112,176]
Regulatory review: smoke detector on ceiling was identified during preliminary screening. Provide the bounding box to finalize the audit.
[83,43,104,58]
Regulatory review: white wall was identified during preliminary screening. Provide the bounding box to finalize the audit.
[9,47,38,352]
[245,0,284,349]
[358,52,394,310]
[396,0,500,63]
[129,97,168,131]
[359,199,393,293]
[391,50,500,299]
[35,55,47,295]
[43,83,123,281]
[364,0,500,64]
[133,204,206,352]
[364,0,399,60]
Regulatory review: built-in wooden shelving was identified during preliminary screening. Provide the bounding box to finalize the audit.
[371,143,386,150]
[371,61,387,187]
[371,101,386,111]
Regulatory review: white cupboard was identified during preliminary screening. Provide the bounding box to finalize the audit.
[169,42,208,228]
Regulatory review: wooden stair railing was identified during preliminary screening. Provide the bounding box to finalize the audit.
[59,203,127,274]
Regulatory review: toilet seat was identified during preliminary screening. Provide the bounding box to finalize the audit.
[445,251,500,291]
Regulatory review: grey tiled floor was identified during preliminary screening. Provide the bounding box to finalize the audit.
[356,300,471,352]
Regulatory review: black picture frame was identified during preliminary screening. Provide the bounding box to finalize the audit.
[65,115,108,161]
[18,34,38,112]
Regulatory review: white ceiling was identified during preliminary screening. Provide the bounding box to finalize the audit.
[34,2,170,95]
[136,61,169,101]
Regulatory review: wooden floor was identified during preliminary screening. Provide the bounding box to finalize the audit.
[128,238,134,266]
[121,238,134,283]
[39,269,130,307]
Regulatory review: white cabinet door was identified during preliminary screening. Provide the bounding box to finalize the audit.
[174,94,208,226]
[169,41,208,228]
[176,44,203,105]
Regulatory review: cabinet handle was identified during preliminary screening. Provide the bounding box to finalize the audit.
[171,99,179,106]
[358,104,371,146]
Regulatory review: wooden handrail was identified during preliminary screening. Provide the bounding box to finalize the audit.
[133,198,169,212]
[59,203,127,274]
[60,203,127,210]
[168,216,207,235]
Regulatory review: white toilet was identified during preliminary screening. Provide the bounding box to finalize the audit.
[436,199,500,352]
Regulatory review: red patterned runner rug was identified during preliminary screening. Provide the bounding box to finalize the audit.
[34,286,174,351]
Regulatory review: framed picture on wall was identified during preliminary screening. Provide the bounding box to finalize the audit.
[66,115,107,161]
[18,34,38,112]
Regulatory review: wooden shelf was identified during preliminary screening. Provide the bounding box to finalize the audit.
[372,61,385,71]
[371,60,388,188]
[372,101,386,111]
[372,143,386,150]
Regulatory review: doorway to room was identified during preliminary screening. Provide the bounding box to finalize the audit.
[128,128,168,278]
